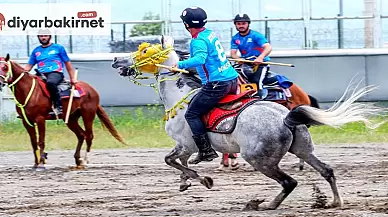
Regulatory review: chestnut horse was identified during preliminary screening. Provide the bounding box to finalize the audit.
[0,54,127,169]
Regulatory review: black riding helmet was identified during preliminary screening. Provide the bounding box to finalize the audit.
[180,7,207,28]
[234,13,251,24]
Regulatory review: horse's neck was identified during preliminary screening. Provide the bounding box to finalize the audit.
[157,52,196,110]
[10,63,35,103]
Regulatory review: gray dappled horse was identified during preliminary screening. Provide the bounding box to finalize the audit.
[111,36,386,210]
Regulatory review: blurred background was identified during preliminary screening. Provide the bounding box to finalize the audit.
[0,0,387,57]
[1,0,388,122]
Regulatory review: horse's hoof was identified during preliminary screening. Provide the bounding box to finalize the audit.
[243,199,266,211]
[231,162,240,170]
[69,165,85,170]
[200,176,213,189]
[217,164,228,171]
[329,199,344,208]
[34,166,46,172]
[179,182,191,192]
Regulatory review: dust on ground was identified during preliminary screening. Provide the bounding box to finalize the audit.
[0,143,387,217]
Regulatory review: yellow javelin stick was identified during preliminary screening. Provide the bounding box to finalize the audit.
[229,58,295,67]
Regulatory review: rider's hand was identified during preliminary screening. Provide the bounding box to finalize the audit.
[253,56,264,65]
[70,79,77,85]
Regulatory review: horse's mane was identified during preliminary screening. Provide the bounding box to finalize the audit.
[10,61,27,73]
[175,49,202,89]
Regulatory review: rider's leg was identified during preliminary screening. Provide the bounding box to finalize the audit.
[248,65,269,98]
[45,72,64,114]
[185,79,238,164]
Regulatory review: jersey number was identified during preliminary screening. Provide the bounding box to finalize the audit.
[215,40,227,62]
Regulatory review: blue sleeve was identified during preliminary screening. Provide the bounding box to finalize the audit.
[253,32,268,47]
[230,35,238,50]
[58,45,70,62]
[178,39,207,69]
[27,49,37,65]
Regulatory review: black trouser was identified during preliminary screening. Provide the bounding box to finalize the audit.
[185,78,238,136]
[43,72,64,108]
[242,64,270,90]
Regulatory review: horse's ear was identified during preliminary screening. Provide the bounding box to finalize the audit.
[161,35,174,49]
[161,35,165,49]
[5,53,10,62]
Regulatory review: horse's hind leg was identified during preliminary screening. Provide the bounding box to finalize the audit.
[251,163,298,210]
[81,110,96,164]
[66,112,86,168]
[178,155,191,191]
[289,126,343,207]
[165,145,213,191]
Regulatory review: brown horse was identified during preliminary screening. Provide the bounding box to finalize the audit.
[219,71,320,171]
[0,54,127,169]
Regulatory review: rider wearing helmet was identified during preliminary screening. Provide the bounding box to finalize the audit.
[24,29,77,116]
[174,7,239,164]
[231,13,272,98]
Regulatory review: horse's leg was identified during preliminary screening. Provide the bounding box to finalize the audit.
[229,153,240,170]
[243,132,296,210]
[289,125,343,207]
[253,165,298,210]
[298,159,305,171]
[35,117,47,168]
[21,120,39,168]
[66,113,85,168]
[287,84,310,171]
[217,153,229,170]
[81,110,96,164]
[178,155,191,191]
[165,145,213,190]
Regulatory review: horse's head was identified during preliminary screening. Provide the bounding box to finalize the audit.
[0,53,11,90]
[111,35,177,78]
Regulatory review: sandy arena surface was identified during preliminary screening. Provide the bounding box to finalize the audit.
[0,143,387,217]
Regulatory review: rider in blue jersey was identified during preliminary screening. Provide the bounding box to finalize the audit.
[231,13,272,98]
[24,29,77,116]
[175,7,239,164]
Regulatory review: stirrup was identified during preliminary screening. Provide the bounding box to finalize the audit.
[189,151,219,164]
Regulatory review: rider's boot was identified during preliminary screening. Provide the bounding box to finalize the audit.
[48,95,63,116]
[189,133,219,164]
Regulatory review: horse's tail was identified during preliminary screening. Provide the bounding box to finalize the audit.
[96,105,128,145]
[284,85,387,130]
[308,95,320,108]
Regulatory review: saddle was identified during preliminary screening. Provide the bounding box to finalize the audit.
[34,69,85,100]
[201,70,293,134]
[201,89,259,134]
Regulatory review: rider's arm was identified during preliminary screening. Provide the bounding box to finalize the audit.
[24,51,37,72]
[230,37,240,59]
[58,45,76,82]
[177,40,207,69]
[255,33,272,60]
[258,43,272,60]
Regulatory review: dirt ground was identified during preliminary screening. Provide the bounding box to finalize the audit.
[0,143,387,217]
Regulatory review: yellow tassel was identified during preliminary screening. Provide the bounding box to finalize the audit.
[183,99,190,104]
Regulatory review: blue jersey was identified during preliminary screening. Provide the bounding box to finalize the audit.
[231,30,270,61]
[178,28,238,84]
[28,43,70,73]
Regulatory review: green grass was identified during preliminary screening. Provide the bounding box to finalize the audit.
[1,105,388,152]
